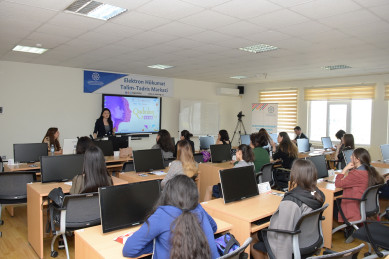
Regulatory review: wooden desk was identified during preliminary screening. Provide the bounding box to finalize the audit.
[27,176,127,259]
[298,150,334,159]
[202,193,283,256]
[74,217,232,259]
[118,169,168,184]
[372,161,389,169]
[198,162,234,202]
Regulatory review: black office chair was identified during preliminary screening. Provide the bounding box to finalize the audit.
[50,192,100,259]
[306,243,364,259]
[121,161,134,172]
[273,167,291,192]
[0,171,36,237]
[262,204,328,259]
[0,156,3,172]
[217,237,252,259]
[163,157,176,168]
[256,163,274,185]
[194,153,204,163]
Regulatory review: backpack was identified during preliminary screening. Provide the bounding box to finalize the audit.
[45,187,65,234]
[215,233,247,258]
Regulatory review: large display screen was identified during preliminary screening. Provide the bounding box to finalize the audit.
[102,94,161,134]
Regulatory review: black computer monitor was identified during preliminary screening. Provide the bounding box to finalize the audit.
[99,180,161,233]
[133,149,165,172]
[306,155,328,179]
[219,166,258,204]
[297,139,310,153]
[199,136,215,150]
[13,143,48,163]
[40,154,84,183]
[93,140,114,156]
[343,149,354,165]
[108,136,128,151]
[210,144,232,163]
[240,135,250,145]
[380,144,389,161]
[321,137,333,150]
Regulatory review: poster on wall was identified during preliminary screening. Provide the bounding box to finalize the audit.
[251,103,278,133]
[84,70,174,97]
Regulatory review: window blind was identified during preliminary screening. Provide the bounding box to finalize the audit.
[259,90,298,133]
[304,85,375,101]
[385,84,389,100]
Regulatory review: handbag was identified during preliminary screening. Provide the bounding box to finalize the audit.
[215,232,241,256]
[45,187,65,234]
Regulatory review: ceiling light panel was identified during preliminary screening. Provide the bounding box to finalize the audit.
[239,44,278,53]
[64,0,126,21]
[12,45,48,54]
[323,65,352,70]
[147,64,174,69]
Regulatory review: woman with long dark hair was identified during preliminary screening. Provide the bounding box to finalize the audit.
[337,133,355,169]
[151,129,175,159]
[216,129,230,145]
[93,108,114,138]
[76,136,94,154]
[250,133,271,173]
[252,159,325,259]
[69,145,112,194]
[42,127,62,153]
[123,175,219,259]
[174,130,195,156]
[271,132,298,169]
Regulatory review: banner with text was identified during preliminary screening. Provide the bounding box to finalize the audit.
[84,70,174,97]
[251,103,278,133]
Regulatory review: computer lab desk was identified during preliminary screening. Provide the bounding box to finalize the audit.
[117,168,168,183]
[201,192,283,257]
[27,176,127,259]
[74,218,232,259]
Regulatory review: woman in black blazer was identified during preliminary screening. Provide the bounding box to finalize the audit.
[93,108,114,138]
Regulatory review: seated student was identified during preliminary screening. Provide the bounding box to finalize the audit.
[251,159,325,259]
[69,146,113,194]
[271,132,298,169]
[216,129,230,145]
[335,148,384,240]
[337,133,355,169]
[161,140,198,188]
[258,128,274,152]
[250,133,271,173]
[76,136,94,154]
[204,144,255,201]
[292,126,308,144]
[42,127,62,154]
[174,130,195,157]
[123,175,219,259]
[333,129,346,167]
[151,129,175,159]
[93,108,115,138]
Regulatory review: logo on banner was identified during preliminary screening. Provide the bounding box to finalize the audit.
[92,72,100,81]
[87,72,104,86]
[268,106,275,113]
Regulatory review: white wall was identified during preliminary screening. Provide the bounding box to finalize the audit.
[240,74,389,160]
[0,61,242,159]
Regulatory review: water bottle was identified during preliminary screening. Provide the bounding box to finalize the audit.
[50,144,55,155]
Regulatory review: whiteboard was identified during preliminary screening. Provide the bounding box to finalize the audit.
[179,100,219,135]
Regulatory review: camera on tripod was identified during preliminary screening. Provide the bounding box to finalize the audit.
[237,111,245,120]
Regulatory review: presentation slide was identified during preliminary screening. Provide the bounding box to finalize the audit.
[103,95,161,134]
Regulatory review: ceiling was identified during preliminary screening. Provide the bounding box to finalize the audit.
[1,0,389,84]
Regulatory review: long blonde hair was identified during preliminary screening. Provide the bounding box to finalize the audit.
[177,140,198,179]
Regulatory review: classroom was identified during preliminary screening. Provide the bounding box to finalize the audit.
[1,0,389,258]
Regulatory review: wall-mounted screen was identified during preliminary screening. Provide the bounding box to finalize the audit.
[102,94,161,134]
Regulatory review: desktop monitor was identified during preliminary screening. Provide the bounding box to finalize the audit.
[321,137,333,150]
[108,136,128,151]
[210,144,232,163]
[199,136,215,150]
[269,133,278,144]
[40,154,84,183]
[63,138,78,155]
[306,155,328,179]
[343,149,354,165]
[219,166,258,204]
[297,139,310,153]
[133,149,165,172]
[99,180,161,233]
[13,143,48,163]
[93,140,114,156]
[380,144,389,162]
[240,135,250,145]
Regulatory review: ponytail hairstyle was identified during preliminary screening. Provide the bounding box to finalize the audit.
[42,127,61,151]
[177,140,198,179]
[155,175,211,259]
[352,148,384,186]
[238,144,254,163]
[181,130,193,141]
[219,130,230,143]
[157,129,175,153]
[290,159,323,203]
[343,134,355,149]
[278,132,298,158]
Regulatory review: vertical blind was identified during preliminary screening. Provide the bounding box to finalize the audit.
[385,84,389,100]
[304,85,375,101]
[258,89,298,133]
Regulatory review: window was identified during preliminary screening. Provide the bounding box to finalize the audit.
[306,85,375,145]
[259,89,298,134]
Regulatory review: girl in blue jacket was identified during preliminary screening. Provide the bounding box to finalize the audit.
[123,175,219,259]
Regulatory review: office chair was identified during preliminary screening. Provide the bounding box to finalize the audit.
[121,161,134,172]
[0,171,36,237]
[217,237,252,259]
[50,192,100,259]
[332,184,384,244]
[306,243,364,259]
[163,157,176,168]
[262,204,328,259]
[194,153,204,163]
[256,163,274,185]
[273,167,291,192]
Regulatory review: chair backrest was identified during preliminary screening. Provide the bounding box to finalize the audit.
[194,153,203,163]
[217,237,252,259]
[0,172,36,200]
[62,192,100,229]
[306,243,364,259]
[361,184,384,218]
[121,161,134,172]
[163,157,176,168]
[294,204,328,256]
[0,162,3,172]
[259,163,274,184]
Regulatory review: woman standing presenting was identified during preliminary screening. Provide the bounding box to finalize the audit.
[93,108,114,138]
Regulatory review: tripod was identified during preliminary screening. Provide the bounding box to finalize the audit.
[231,117,247,145]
